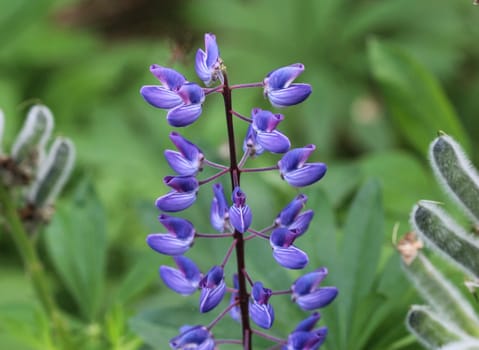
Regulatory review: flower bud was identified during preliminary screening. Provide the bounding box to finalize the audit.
[27,137,75,207]
[11,105,54,169]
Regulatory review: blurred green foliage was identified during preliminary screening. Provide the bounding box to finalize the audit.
[1,0,479,349]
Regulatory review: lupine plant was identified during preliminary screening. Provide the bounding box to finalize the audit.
[397,133,479,349]
[0,105,75,348]
[140,33,338,349]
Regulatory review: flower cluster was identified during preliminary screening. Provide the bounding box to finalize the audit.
[0,105,75,232]
[142,33,337,349]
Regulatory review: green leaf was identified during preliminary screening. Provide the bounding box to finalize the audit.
[44,180,107,321]
[358,151,439,216]
[337,180,383,349]
[368,39,470,155]
[112,251,160,305]
[0,303,54,350]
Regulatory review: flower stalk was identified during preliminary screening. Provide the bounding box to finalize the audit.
[0,183,73,349]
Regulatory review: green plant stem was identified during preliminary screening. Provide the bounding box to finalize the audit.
[0,183,73,349]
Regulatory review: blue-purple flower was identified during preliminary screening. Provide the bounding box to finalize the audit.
[195,33,223,86]
[159,255,202,295]
[264,63,312,107]
[229,274,240,322]
[250,281,275,329]
[156,176,199,212]
[147,215,196,256]
[291,268,338,311]
[165,132,204,176]
[210,183,230,232]
[243,108,291,156]
[228,186,252,233]
[278,145,327,187]
[276,194,314,237]
[140,65,205,127]
[270,227,309,269]
[199,266,226,313]
[283,313,328,350]
[169,325,215,350]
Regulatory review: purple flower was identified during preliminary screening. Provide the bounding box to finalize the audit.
[243,108,291,155]
[229,274,240,322]
[199,266,226,313]
[283,328,328,350]
[276,194,314,237]
[156,176,199,212]
[294,312,321,332]
[278,145,327,187]
[210,183,230,232]
[283,313,327,350]
[195,33,223,86]
[264,63,312,107]
[159,255,202,295]
[165,132,204,176]
[291,268,338,311]
[169,325,215,350]
[250,281,275,329]
[140,65,205,127]
[228,187,252,233]
[147,215,196,256]
[270,227,309,269]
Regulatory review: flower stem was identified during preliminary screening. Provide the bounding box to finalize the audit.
[0,183,74,349]
[230,82,264,90]
[222,72,252,350]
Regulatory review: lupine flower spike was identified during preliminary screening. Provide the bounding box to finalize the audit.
[142,33,337,349]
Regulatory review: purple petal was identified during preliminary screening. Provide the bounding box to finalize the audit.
[164,175,199,192]
[140,86,183,109]
[252,109,284,132]
[195,49,210,83]
[279,145,316,173]
[277,194,308,226]
[229,274,240,322]
[164,150,199,176]
[158,214,195,239]
[199,266,226,313]
[285,329,327,350]
[250,302,275,329]
[267,84,312,107]
[294,287,338,311]
[289,210,314,236]
[270,227,297,248]
[167,104,203,127]
[292,268,329,295]
[174,255,201,282]
[170,132,203,163]
[204,33,220,69]
[159,265,198,294]
[149,65,186,90]
[229,205,252,233]
[210,183,229,232]
[231,186,247,206]
[243,125,264,156]
[294,312,321,332]
[252,281,272,304]
[265,63,305,89]
[178,83,205,105]
[282,163,327,187]
[169,325,215,350]
[147,233,194,255]
[256,130,290,153]
[272,246,309,269]
[155,191,197,212]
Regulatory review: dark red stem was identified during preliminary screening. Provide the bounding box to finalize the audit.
[221,72,252,350]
